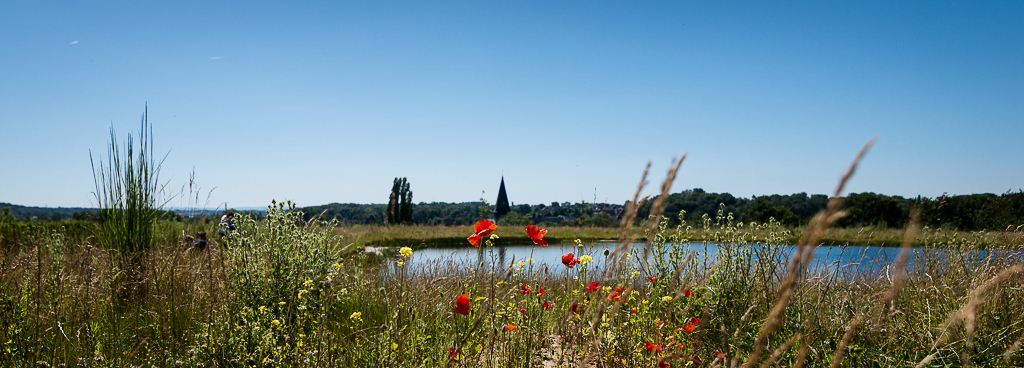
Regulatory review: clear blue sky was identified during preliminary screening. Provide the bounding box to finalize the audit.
[2,1,1022,209]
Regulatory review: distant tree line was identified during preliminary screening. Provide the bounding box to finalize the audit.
[5,189,1022,231]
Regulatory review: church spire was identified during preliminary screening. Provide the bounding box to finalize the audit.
[495,176,510,221]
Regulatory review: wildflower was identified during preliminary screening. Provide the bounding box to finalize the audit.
[561,253,578,268]
[649,276,657,283]
[467,220,498,247]
[715,352,725,359]
[526,258,534,264]
[397,261,404,267]
[504,324,517,331]
[579,255,593,264]
[689,317,701,325]
[682,324,697,333]
[661,296,673,302]
[585,282,600,292]
[271,319,281,326]
[304,279,314,288]
[518,308,527,314]
[644,342,662,353]
[542,300,553,309]
[349,312,362,323]
[683,289,692,297]
[518,283,531,295]
[340,288,349,294]
[448,347,457,362]
[399,247,413,258]
[454,294,471,315]
[570,303,585,315]
[608,287,624,301]
[537,288,545,296]
[630,308,637,314]
[525,225,548,247]
[490,233,499,240]
[658,360,670,368]
[279,301,286,306]
[655,320,665,328]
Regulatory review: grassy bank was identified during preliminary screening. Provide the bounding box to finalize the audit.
[335,222,1024,250]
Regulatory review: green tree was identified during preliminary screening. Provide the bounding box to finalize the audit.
[742,197,800,226]
[387,177,413,225]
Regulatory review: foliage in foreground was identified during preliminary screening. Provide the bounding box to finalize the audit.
[1,202,1023,367]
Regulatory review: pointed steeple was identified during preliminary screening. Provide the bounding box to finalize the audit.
[495,176,510,220]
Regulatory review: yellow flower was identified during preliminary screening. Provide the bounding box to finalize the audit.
[271,319,281,326]
[579,255,593,264]
[397,261,405,267]
[399,247,413,258]
[350,312,363,322]
[526,258,534,264]
[662,296,673,302]
[489,233,499,240]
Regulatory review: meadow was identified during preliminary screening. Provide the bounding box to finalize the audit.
[2,141,1023,367]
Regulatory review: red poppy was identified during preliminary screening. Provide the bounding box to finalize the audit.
[608,287,625,301]
[682,324,697,333]
[448,347,457,361]
[630,308,637,314]
[644,341,662,353]
[658,360,670,368]
[561,253,577,268]
[518,283,531,295]
[649,276,657,283]
[524,225,548,247]
[683,289,692,297]
[537,288,545,296]
[542,300,553,309]
[504,324,517,331]
[715,352,725,359]
[570,303,585,314]
[689,317,700,325]
[466,220,499,247]
[585,282,600,292]
[518,308,527,314]
[454,294,471,315]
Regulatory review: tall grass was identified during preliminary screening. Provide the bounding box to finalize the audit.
[90,106,168,255]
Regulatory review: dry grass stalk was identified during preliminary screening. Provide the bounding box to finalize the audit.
[828,316,862,368]
[926,263,1024,363]
[759,332,802,368]
[792,339,811,368]
[1001,330,1024,366]
[741,139,875,368]
[646,154,687,237]
[607,162,650,271]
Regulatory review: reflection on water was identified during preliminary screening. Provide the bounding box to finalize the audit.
[399,242,1023,277]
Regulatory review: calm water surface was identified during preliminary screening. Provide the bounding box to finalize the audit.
[400,242,1022,276]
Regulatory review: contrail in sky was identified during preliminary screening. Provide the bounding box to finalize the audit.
[210,56,223,60]
[68,41,78,45]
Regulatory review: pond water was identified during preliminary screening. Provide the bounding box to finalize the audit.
[397,242,1023,277]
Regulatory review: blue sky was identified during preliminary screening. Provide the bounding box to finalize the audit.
[1,1,1022,209]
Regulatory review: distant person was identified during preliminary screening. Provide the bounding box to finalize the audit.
[193,231,208,249]
[219,211,236,237]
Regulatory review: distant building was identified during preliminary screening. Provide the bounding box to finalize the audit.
[495,177,510,221]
